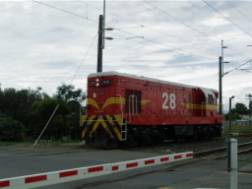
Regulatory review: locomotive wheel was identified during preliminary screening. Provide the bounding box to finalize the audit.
[101,138,118,149]
[127,134,139,147]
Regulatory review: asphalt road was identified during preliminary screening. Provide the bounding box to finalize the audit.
[1,144,252,189]
[0,144,159,178]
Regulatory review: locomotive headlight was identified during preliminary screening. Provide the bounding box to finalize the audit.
[95,78,100,87]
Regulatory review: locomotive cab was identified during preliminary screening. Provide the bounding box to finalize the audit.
[81,73,126,147]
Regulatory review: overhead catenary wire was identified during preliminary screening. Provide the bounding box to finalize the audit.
[28,0,252,66]
[33,0,216,62]
[33,1,252,75]
[32,0,252,78]
[33,0,97,24]
[70,33,98,84]
[230,2,252,25]
[201,0,252,39]
[113,27,216,61]
[224,59,252,76]
[141,1,218,60]
[143,1,210,38]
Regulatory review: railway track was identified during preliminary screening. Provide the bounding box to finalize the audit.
[195,140,252,159]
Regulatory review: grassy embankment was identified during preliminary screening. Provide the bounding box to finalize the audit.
[223,124,252,136]
[0,140,82,148]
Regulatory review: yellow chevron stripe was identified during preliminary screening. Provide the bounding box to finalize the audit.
[87,98,100,110]
[86,115,96,125]
[81,115,96,139]
[112,126,122,141]
[81,127,88,139]
[102,97,126,109]
[114,115,123,125]
[89,118,101,136]
[106,115,122,141]
[184,103,217,111]
[106,115,114,125]
[80,115,88,126]
[99,117,114,138]
[81,115,125,141]
[141,99,151,107]
[87,97,151,110]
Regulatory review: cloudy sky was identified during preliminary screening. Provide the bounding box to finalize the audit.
[0,0,252,110]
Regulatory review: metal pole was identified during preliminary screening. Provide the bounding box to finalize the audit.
[219,56,223,115]
[97,15,104,73]
[248,94,252,127]
[103,0,106,49]
[221,40,224,58]
[33,104,60,147]
[229,138,238,189]
[229,97,233,133]
[228,95,235,171]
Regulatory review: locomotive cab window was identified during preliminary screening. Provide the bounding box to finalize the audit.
[208,94,214,104]
[125,90,142,114]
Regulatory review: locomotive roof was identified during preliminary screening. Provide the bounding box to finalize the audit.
[88,71,218,94]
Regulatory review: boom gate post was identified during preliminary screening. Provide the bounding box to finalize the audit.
[229,138,238,189]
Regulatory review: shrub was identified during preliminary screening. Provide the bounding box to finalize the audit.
[0,114,25,141]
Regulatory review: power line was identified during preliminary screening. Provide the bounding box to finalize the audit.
[201,0,252,39]
[144,1,210,38]
[224,59,252,75]
[113,27,215,61]
[33,0,216,62]
[78,0,101,11]
[230,2,252,25]
[32,0,97,24]
[141,1,219,60]
[70,33,97,84]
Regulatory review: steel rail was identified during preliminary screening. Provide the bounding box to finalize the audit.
[195,141,252,158]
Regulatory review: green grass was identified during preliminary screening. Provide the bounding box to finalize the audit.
[0,140,82,148]
[224,124,252,136]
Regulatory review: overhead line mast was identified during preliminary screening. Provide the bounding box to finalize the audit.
[97,0,113,73]
[247,94,252,127]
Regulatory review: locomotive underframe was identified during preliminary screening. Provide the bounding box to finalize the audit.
[82,118,222,148]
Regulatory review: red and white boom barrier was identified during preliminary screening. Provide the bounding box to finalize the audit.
[0,151,193,189]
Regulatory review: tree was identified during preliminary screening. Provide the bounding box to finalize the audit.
[234,103,248,115]
[249,101,252,112]
[55,84,85,140]
[225,110,241,121]
[30,97,70,140]
[56,84,85,103]
[0,114,25,141]
[0,84,85,142]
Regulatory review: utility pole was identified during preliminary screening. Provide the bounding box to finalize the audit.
[219,40,229,115]
[247,94,252,126]
[97,0,113,73]
[219,56,223,115]
[97,14,104,73]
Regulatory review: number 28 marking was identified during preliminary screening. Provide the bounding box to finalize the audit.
[162,92,176,110]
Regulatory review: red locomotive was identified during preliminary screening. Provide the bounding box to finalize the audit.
[81,72,223,147]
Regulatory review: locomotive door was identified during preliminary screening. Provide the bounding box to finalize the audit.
[192,89,206,116]
[125,90,141,115]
